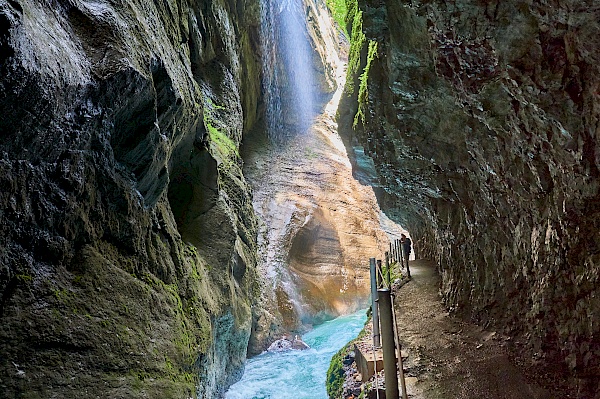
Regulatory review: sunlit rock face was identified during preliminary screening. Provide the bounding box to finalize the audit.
[244,110,389,353]
[0,1,261,397]
[245,111,388,347]
[244,0,389,354]
[340,0,600,393]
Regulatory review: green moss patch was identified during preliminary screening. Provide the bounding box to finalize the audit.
[206,121,238,159]
[327,342,350,399]
[344,3,367,97]
[326,0,348,37]
[354,40,378,128]
[327,323,369,398]
[203,97,238,158]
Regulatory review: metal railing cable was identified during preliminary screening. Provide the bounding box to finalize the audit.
[391,291,408,399]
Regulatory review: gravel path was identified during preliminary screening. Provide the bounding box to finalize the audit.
[394,260,565,399]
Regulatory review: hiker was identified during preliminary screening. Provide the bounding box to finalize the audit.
[400,233,412,264]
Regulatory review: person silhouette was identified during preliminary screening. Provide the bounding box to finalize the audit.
[400,233,412,277]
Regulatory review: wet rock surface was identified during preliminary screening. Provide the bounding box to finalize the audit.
[243,91,390,352]
[266,335,310,352]
[267,338,294,353]
[339,1,600,394]
[0,1,261,397]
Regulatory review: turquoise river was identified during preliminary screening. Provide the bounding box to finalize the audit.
[226,309,367,399]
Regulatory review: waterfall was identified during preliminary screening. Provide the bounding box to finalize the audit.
[255,0,322,324]
[260,0,317,141]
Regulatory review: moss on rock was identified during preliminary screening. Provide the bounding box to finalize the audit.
[325,0,348,37]
[0,0,262,397]
[326,344,349,399]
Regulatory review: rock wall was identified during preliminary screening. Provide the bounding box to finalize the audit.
[340,0,600,392]
[0,0,261,397]
[244,0,390,354]
[243,110,390,353]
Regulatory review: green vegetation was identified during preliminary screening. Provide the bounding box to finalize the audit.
[345,0,359,31]
[206,121,238,159]
[183,243,199,259]
[341,0,380,130]
[344,1,366,97]
[326,342,349,398]
[357,384,370,398]
[384,261,404,285]
[203,97,239,160]
[51,287,76,304]
[325,0,348,37]
[204,96,226,111]
[327,321,370,398]
[183,245,204,280]
[100,319,111,328]
[327,317,371,398]
[354,40,378,128]
[203,97,241,196]
[72,274,84,285]
[15,274,32,283]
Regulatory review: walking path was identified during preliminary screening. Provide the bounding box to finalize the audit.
[395,260,558,399]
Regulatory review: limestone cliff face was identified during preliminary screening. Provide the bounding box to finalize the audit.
[340,0,600,391]
[244,107,390,353]
[0,0,261,397]
[243,0,390,354]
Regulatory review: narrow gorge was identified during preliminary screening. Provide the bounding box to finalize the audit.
[0,0,599,398]
[243,0,394,351]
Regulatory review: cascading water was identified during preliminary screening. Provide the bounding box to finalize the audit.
[227,1,371,396]
[225,310,367,399]
[260,0,317,140]
[256,0,323,323]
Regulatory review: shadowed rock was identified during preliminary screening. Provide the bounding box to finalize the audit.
[339,0,600,395]
[0,1,263,397]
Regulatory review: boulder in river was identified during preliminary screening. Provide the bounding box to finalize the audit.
[267,335,310,352]
[267,338,293,352]
[292,335,310,350]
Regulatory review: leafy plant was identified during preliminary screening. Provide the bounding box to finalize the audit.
[344,5,366,96]
[354,40,378,128]
[326,343,348,398]
[326,0,348,37]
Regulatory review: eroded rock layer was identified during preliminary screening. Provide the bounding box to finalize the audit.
[244,0,391,354]
[244,110,389,352]
[340,0,600,393]
[0,1,261,397]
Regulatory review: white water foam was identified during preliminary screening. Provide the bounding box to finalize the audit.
[225,309,367,399]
